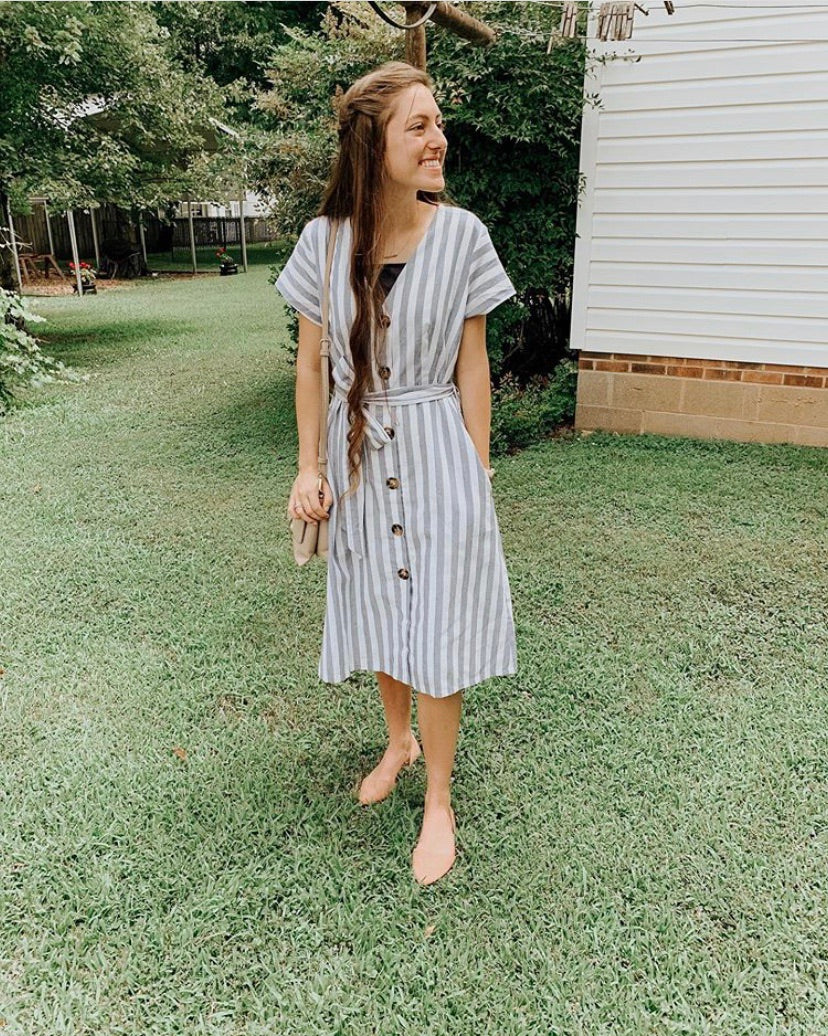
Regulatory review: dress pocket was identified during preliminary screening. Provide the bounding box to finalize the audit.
[454,405,492,491]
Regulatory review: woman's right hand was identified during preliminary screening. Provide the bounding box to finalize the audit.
[287,468,332,525]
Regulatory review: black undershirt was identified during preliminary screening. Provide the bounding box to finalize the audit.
[379,262,405,299]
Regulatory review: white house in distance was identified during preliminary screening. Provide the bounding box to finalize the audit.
[178,191,270,219]
[571,0,828,448]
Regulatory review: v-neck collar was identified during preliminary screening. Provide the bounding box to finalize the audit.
[361,203,442,310]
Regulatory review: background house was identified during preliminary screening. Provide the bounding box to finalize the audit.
[571,0,828,448]
[182,191,271,219]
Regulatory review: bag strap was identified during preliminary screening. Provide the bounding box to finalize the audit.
[317,217,339,479]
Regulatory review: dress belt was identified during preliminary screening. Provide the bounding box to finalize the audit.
[330,381,459,558]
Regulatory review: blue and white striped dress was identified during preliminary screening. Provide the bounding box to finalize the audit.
[275,203,517,698]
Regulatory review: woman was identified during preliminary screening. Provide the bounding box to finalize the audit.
[276,61,517,885]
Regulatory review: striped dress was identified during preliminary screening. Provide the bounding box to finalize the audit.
[275,203,517,699]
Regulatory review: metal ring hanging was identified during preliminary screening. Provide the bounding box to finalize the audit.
[367,2,437,30]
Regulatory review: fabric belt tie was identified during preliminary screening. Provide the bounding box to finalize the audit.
[331,381,459,559]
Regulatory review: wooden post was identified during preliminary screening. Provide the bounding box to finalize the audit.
[66,209,84,298]
[138,215,148,268]
[187,199,197,274]
[5,201,24,292]
[238,189,248,272]
[405,2,427,69]
[368,3,494,75]
[90,206,100,268]
[43,201,56,255]
[398,1,495,48]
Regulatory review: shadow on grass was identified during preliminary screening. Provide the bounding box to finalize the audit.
[177,375,298,469]
[39,319,198,368]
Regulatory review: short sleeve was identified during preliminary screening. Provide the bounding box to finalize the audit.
[464,218,516,318]
[274,217,326,326]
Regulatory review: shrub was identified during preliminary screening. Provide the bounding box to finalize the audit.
[490,359,578,457]
[0,289,85,415]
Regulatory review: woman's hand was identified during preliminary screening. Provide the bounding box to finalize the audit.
[288,468,332,525]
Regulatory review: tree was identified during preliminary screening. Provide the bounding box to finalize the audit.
[0,0,232,289]
[153,0,329,124]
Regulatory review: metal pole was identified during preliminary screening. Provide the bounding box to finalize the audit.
[187,199,197,274]
[5,201,24,292]
[90,206,100,268]
[43,200,56,255]
[238,188,248,272]
[66,209,84,298]
[138,215,147,268]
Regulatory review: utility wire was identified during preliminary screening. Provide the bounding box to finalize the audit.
[491,23,828,43]
[525,2,828,7]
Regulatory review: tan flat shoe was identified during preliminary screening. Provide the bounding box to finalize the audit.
[357,735,421,806]
[412,806,456,886]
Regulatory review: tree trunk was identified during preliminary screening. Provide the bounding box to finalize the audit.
[0,189,17,293]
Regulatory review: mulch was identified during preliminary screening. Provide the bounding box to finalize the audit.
[22,272,218,297]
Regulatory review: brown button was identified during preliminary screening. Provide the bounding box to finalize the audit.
[397,567,410,579]
[383,426,395,439]
[386,477,399,489]
[378,365,391,380]
[391,524,404,536]
[379,314,391,328]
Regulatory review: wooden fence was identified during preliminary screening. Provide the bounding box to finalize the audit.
[11,203,277,262]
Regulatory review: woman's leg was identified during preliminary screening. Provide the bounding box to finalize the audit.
[412,689,462,884]
[358,671,421,805]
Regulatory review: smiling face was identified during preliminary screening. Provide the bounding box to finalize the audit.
[383,84,447,193]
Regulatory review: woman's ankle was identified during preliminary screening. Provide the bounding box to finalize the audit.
[389,729,417,754]
[424,789,452,812]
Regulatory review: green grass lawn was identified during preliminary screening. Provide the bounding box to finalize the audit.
[2,252,828,1035]
[144,242,281,274]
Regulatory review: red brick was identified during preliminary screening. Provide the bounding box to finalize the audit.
[668,365,704,378]
[579,358,595,370]
[742,371,784,385]
[763,363,806,375]
[703,368,743,381]
[595,360,630,373]
[630,363,666,375]
[614,353,650,364]
[783,374,824,388]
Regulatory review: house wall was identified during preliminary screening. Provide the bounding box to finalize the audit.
[571,0,828,445]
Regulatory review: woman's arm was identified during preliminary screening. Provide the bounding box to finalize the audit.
[288,312,331,524]
[454,313,492,471]
[295,312,324,474]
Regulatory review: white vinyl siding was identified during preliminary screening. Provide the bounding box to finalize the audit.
[570,0,828,367]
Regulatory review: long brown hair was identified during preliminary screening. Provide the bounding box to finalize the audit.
[317,61,451,507]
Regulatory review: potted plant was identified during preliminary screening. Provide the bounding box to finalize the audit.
[69,261,97,294]
[216,247,238,276]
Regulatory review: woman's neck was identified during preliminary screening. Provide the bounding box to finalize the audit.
[379,197,435,261]
[381,193,429,239]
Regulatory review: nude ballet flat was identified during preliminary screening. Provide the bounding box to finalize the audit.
[412,806,456,886]
[357,735,421,806]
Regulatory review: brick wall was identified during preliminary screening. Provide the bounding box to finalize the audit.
[575,353,828,448]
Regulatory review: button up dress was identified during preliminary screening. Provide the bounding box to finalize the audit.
[275,203,518,698]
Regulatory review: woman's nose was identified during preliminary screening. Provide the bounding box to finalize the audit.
[428,125,447,151]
